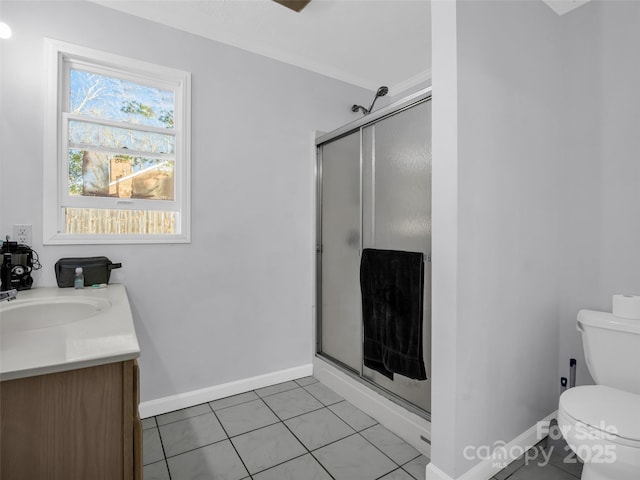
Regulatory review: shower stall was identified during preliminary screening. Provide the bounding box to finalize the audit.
[315,88,432,420]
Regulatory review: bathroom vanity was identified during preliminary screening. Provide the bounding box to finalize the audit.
[0,285,141,480]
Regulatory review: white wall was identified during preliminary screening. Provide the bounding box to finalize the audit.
[431,0,640,478]
[555,0,603,389]
[544,0,640,403]
[456,2,568,468]
[430,0,459,474]
[432,1,567,476]
[0,1,371,403]
[597,1,640,303]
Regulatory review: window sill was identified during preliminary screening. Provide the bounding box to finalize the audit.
[43,232,191,245]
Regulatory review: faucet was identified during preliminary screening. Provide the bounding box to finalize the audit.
[0,289,17,302]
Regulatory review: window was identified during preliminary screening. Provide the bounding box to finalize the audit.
[44,39,191,244]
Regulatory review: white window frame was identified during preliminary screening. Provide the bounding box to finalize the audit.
[43,38,191,244]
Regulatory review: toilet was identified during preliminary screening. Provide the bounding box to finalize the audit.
[558,309,640,480]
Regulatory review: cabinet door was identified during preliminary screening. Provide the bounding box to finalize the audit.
[122,360,134,480]
[1,363,125,480]
[132,360,143,480]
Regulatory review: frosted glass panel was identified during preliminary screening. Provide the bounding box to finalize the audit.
[319,132,362,371]
[361,100,432,412]
[369,101,431,253]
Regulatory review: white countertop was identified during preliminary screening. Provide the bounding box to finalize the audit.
[0,284,140,381]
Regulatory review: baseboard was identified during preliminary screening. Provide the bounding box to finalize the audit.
[313,356,431,458]
[425,464,455,480]
[139,363,313,418]
[425,411,557,480]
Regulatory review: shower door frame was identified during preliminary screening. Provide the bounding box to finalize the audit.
[315,86,432,421]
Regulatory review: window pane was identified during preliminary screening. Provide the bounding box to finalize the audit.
[68,149,174,201]
[69,69,175,129]
[69,120,175,154]
[65,208,176,235]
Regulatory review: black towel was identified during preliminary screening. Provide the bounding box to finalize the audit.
[360,248,427,381]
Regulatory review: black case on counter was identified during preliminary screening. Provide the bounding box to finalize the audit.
[54,256,122,287]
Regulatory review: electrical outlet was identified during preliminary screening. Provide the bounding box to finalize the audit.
[13,224,32,246]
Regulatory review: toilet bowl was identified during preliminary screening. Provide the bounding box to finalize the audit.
[558,385,640,479]
[559,308,640,479]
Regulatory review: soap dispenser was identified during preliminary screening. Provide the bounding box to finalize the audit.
[74,267,84,289]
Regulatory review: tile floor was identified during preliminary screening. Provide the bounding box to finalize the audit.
[142,376,582,480]
[490,438,583,480]
[143,376,428,480]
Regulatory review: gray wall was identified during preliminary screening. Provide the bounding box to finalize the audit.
[431,0,640,477]
[432,1,566,476]
[556,0,603,391]
[0,1,371,403]
[597,1,640,306]
[544,0,640,407]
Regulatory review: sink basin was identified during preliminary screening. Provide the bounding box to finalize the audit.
[1,284,139,382]
[1,297,112,335]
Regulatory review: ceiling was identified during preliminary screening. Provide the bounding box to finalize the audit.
[90,1,590,95]
[91,0,432,95]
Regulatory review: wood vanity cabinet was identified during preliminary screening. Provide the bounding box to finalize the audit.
[0,359,142,480]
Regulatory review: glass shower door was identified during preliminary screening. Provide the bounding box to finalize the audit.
[361,100,432,412]
[317,132,362,372]
[316,93,432,417]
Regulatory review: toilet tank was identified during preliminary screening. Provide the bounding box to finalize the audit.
[577,309,640,395]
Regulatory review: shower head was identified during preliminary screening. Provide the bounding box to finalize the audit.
[376,86,389,97]
[351,85,389,116]
[368,85,389,113]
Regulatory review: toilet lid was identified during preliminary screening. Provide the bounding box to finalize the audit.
[578,309,640,334]
[560,385,640,444]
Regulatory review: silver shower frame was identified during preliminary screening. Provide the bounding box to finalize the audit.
[315,86,432,421]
